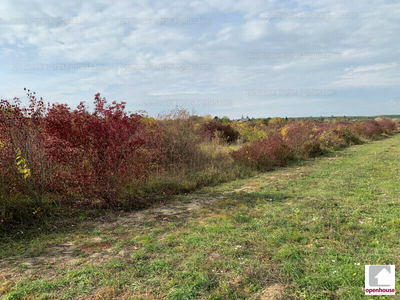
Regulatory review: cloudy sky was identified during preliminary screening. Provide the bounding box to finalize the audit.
[1,0,399,118]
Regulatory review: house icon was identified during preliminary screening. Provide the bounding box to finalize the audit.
[375,267,392,286]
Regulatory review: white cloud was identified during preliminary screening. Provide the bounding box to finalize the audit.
[0,0,400,117]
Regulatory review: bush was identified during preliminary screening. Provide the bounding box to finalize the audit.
[281,121,323,158]
[130,109,247,199]
[351,120,384,139]
[377,119,397,133]
[199,120,239,143]
[232,122,268,143]
[0,90,54,204]
[230,132,292,170]
[157,108,205,170]
[222,116,230,124]
[46,94,151,206]
[334,123,362,146]
[229,117,397,171]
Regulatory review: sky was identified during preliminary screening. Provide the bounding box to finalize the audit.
[0,0,400,118]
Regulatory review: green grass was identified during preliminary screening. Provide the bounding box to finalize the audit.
[2,135,400,299]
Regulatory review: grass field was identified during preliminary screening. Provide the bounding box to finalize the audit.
[1,135,400,299]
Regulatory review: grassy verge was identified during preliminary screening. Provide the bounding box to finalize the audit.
[1,135,400,299]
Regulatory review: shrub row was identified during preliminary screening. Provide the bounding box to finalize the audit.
[0,90,398,227]
[230,119,398,170]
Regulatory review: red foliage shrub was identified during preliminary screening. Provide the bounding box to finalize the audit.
[377,119,397,133]
[0,89,54,203]
[351,120,384,139]
[281,121,323,158]
[230,132,292,170]
[45,94,152,206]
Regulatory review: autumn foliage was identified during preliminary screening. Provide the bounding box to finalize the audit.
[0,91,162,224]
[230,119,398,170]
[230,132,292,170]
[0,90,53,205]
[45,93,151,206]
[198,120,239,143]
[0,89,398,226]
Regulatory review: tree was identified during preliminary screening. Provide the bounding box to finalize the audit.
[269,117,284,125]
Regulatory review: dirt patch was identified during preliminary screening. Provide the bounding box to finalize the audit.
[76,286,123,300]
[280,172,294,177]
[326,156,342,160]
[0,236,119,285]
[208,252,223,262]
[0,241,78,269]
[98,195,225,230]
[80,241,112,252]
[234,186,258,193]
[259,283,285,300]
[222,182,263,194]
